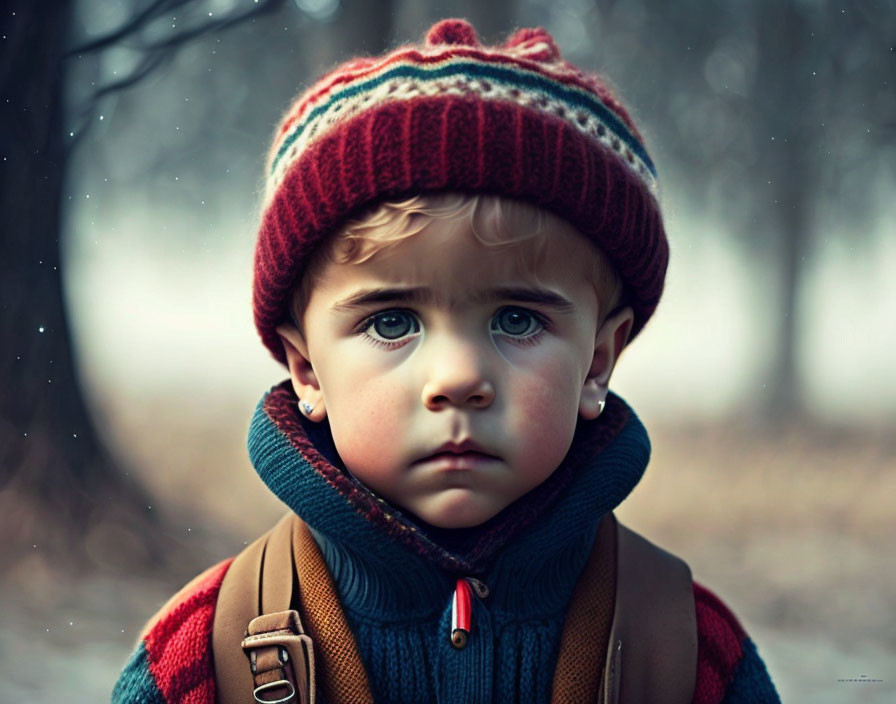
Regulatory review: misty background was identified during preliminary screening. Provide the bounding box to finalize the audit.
[65,1,896,423]
[1,0,894,700]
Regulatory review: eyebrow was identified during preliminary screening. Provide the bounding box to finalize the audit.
[330,286,577,314]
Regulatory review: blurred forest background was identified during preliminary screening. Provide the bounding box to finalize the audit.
[1,0,894,700]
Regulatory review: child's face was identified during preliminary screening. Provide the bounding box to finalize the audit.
[277,212,631,529]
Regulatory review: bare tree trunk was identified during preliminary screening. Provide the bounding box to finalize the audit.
[756,0,815,422]
[769,131,810,419]
[0,0,159,568]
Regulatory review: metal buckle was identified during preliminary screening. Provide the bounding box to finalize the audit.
[253,679,296,704]
[249,646,289,674]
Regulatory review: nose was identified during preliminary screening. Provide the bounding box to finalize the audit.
[421,340,495,411]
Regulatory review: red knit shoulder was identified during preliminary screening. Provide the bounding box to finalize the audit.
[691,580,749,704]
[141,558,233,703]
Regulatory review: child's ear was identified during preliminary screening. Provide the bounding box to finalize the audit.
[275,322,325,420]
[579,307,634,420]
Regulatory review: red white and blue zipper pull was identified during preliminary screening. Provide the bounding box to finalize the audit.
[450,577,489,649]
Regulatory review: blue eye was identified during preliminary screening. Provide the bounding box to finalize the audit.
[491,307,545,338]
[361,310,420,344]
[492,308,541,337]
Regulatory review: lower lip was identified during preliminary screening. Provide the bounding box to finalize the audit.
[416,452,498,470]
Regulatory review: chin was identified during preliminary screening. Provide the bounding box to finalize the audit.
[423,514,490,530]
[415,495,501,529]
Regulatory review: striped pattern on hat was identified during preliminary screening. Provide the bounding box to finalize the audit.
[254,19,668,364]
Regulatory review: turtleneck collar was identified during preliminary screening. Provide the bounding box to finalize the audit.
[248,380,650,580]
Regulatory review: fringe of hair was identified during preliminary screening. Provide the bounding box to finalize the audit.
[290,194,622,330]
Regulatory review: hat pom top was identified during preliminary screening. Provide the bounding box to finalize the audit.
[504,27,561,61]
[425,20,562,63]
[425,19,480,47]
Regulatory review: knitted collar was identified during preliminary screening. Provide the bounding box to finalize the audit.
[248,380,649,577]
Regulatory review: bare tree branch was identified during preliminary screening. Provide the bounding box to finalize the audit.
[140,0,287,53]
[95,51,169,101]
[65,0,287,149]
[65,51,171,157]
[65,0,192,57]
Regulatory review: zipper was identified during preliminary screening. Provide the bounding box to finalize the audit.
[450,577,489,649]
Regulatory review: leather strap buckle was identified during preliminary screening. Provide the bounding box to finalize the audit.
[242,610,315,704]
[249,646,289,675]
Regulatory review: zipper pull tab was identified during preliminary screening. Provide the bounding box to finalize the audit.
[450,578,472,649]
[450,577,489,649]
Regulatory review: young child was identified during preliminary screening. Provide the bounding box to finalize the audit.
[113,19,780,703]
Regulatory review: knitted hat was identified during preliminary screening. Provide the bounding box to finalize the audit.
[254,18,668,364]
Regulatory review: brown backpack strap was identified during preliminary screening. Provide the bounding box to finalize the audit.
[551,513,697,704]
[213,513,372,704]
[551,511,617,702]
[601,520,698,704]
[213,513,316,704]
[213,527,268,702]
[291,517,375,704]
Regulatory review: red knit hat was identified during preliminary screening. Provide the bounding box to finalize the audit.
[254,19,668,364]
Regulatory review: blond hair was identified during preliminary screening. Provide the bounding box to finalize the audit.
[290,193,623,330]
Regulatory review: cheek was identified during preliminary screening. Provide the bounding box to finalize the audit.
[505,353,582,460]
[325,372,408,474]
[511,346,583,415]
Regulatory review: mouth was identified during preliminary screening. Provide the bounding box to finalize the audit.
[414,438,500,466]
[414,451,499,470]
